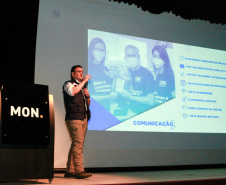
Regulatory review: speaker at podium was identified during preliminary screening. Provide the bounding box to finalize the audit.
[0,80,55,183]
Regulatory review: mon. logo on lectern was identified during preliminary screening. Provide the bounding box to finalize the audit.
[1,80,50,145]
[10,106,43,118]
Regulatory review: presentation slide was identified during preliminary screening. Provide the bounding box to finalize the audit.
[35,0,226,168]
[88,29,226,133]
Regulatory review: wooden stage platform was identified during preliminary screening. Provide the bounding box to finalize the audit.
[0,167,225,185]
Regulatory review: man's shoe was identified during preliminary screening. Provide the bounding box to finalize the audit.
[74,171,92,179]
[64,172,76,178]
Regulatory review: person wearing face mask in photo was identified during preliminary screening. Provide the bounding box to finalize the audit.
[120,45,155,115]
[88,37,113,111]
[151,45,175,106]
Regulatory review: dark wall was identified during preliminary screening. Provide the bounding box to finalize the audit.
[111,0,226,25]
[0,0,39,86]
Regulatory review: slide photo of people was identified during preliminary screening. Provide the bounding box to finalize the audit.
[88,29,175,129]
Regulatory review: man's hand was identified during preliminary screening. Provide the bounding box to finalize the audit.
[83,74,92,83]
[71,74,91,96]
[83,88,90,98]
[120,91,132,100]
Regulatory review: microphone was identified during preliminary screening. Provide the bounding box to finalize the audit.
[84,82,88,88]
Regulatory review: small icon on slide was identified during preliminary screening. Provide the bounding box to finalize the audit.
[179,56,184,61]
[180,64,184,68]
[182,96,187,102]
[180,80,186,86]
[183,113,187,118]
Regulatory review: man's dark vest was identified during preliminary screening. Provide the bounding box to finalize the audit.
[63,79,89,121]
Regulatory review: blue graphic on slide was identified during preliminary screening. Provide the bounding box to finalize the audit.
[88,98,121,130]
[88,29,176,130]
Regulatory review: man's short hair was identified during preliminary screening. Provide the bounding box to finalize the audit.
[71,65,82,73]
[124,45,140,56]
[71,65,82,78]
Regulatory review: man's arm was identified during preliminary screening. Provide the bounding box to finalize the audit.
[71,75,91,96]
[83,88,91,106]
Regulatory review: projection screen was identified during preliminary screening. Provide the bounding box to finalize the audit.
[35,0,226,168]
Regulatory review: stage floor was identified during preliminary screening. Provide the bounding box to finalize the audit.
[0,168,226,185]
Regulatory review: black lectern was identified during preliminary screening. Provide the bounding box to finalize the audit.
[0,80,54,184]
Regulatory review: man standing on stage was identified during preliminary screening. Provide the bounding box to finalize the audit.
[62,65,92,179]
